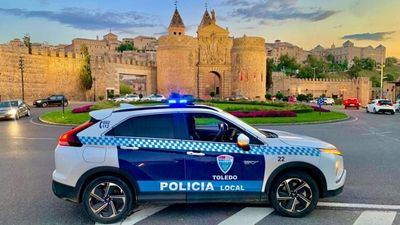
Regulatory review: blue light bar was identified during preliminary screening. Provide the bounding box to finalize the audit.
[168,99,177,104]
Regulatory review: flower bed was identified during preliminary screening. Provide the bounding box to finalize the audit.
[72,105,93,113]
[230,110,296,118]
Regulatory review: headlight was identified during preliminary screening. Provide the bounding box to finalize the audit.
[335,158,344,181]
[7,109,17,115]
[320,148,342,156]
[37,100,42,103]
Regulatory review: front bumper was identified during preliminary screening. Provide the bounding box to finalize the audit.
[52,180,80,203]
[322,169,346,198]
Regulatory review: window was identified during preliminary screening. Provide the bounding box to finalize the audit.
[184,113,262,144]
[107,114,177,139]
[49,96,57,100]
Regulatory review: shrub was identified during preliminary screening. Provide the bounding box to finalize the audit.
[297,94,308,102]
[275,92,284,100]
[265,93,272,100]
[72,104,93,113]
[334,98,343,105]
[230,110,296,118]
[98,96,104,101]
[311,105,331,112]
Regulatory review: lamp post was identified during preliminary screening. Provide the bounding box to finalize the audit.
[18,56,25,101]
[312,67,317,79]
[377,57,385,99]
[93,77,96,102]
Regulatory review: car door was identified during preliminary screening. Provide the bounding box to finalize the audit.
[105,113,187,202]
[180,112,265,202]
[48,95,57,105]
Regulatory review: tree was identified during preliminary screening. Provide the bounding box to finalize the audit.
[348,57,363,78]
[385,73,395,82]
[266,58,275,91]
[276,54,300,75]
[385,57,398,67]
[370,76,380,87]
[120,82,133,95]
[116,42,137,52]
[79,45,93,90]
[275,91,284,100]
[22,34,32,54]
[360,57,376,70]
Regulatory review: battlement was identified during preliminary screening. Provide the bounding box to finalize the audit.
[233,36,266,51]
[272,72,369,83]
[0,44,156,67]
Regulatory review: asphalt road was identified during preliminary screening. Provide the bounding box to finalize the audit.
[0,105,400,225]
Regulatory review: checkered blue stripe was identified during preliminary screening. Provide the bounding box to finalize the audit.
[79,136,320,156]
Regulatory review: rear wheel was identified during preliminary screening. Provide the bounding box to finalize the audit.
[82,176,134,224]
[373,108,377,114]
[366,107,369,113]
[269,172,319,218]
[26,109,31,117]
[391,111,395,115]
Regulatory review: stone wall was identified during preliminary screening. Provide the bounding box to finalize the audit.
[272,72,372,106]
[0,45,156,103]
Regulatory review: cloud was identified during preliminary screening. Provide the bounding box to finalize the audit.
[342,31,396,41]
[228,0,338,22]
[221,0,250,6]
[0,7,161,31]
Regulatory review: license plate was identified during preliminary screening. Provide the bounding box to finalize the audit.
[349,104,354,106]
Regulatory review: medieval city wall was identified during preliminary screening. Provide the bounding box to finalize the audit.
[0,45,155,102]
[272,72,371,106]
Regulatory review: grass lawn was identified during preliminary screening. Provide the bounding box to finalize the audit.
[40,110,90,125]
[40,104,347,125]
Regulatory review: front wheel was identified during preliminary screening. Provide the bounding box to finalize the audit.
[42,102,48,108]
[82,176,134,224]
[269,172,319,218]
[26,109,31,117]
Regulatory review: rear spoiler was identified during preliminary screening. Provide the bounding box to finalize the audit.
[89,103,136,120]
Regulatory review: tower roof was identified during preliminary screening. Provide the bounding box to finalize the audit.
[169,9,185,28]
[199,9,212,28]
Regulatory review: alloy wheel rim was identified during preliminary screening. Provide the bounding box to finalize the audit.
[88,182,126,218]
[276,178,312,214]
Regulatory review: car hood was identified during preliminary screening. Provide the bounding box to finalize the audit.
[260,129,336,149]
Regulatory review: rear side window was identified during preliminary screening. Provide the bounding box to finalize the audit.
[107,114,177,139]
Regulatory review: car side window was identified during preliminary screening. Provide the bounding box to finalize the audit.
[183,113,262,144]
[49,96,57,100]
[107,114,178,139]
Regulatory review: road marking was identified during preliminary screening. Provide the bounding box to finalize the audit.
[319,202,400,210]
[120,205,168,225]
[352,211,396,225]
[217,207,274,225]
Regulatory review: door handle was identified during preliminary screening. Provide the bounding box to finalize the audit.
[187,151,205,156]
[120,146,140,151]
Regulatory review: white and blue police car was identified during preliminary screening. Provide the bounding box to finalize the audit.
[52,99,346,224]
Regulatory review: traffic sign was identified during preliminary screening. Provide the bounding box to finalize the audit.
[317,98,324,106]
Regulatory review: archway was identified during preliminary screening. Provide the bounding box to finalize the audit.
[203,71,222,99]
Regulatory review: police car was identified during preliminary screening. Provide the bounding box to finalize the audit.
[52,99,346,224]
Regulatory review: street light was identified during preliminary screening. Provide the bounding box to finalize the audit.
[312,67,317,79]
[18,56,25,101]
[377,57,385,99]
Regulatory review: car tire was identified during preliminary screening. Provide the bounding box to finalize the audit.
[63,102,69,107]
[269,172,319,218]
[366,108,369,113]
[373,108,377,114]
[14,112,20,120]
[82,176,134,224]
[42,102,48,108]
[391,111,395,115]
[27,110,31,117]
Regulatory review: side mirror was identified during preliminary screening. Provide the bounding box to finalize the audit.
[237,133,250,151]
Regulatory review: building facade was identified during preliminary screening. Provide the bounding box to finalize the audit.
[310,40,386,65]
[266,40,310,64]
[157,9,266,100]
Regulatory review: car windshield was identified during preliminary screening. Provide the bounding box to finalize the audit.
[0,101,17,108]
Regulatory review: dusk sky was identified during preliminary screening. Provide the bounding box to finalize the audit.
[0,0,399,57]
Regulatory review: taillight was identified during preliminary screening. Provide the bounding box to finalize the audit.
[59,121,94,147]
[377,102,381,106]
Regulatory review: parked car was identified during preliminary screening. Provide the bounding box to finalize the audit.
[366,99,395,115]
[323,98,335,105]
[226,94,249,101]
[114,94,140,103]
[0,100,30,120]
[142,94,166,102]
[343,98,360,109]
[33,95,68,107]
[395,99,400,112]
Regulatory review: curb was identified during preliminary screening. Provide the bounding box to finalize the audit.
[38,116,76,126]
[252,115,352,126]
